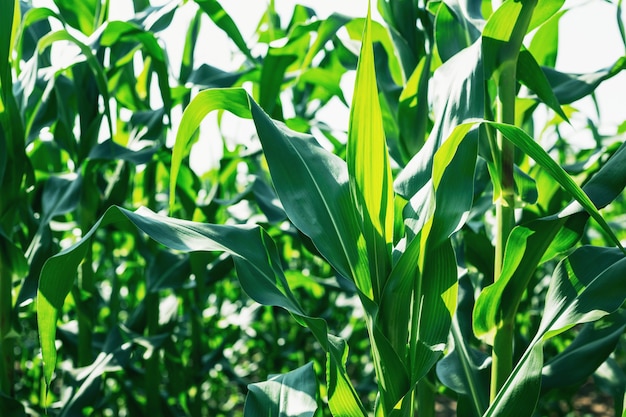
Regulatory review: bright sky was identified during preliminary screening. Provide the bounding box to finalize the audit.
[49,1,626,168]
[149,0,624,170]
[147,0,625,126]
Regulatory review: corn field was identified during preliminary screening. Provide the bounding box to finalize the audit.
[1,0,626,416]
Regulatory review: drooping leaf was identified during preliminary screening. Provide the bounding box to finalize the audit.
[37,205,367,415]
[244,362,318,417]
[170,87,369,298]
[539,57,626,105]
[52,0,100,35]
[541,313,626,391]
[517,48,569,122]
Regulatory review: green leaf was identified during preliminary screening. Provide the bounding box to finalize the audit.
[170,87,369,298]
[517,48,569,122]
[474,140,626,345]
[194,0,254,62]
[244,362,318,417]
[258,46,297,116]
[326,335,369,417]
[541,57,626,104]
[542,314,626,391]
[395,41,484,199]
[488,122,624,252]
[397,54,430,159]
[436,321,490,417]
[37,205,367,414]
[528,10,564,67]
[299,13,350,72]
[485,246,626,417]
[52,0,100,35]
[434,1,480,63]
[98,20,172,116]
[345,17,404,86]
[35,29,113,139]
[347,4,394,302]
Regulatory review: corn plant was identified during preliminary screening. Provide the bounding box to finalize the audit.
[1,0,625,416]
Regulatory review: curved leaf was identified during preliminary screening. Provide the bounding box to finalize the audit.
[37,205,367,415]
[244,362,318,417]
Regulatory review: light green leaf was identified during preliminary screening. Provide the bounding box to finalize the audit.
[52,0,100,35]
[347,4,394,302]
[244,362,318,417]
[345,17,404,86]
[169,88,250,211]
[327,335,369,417]
[528,10,565,67]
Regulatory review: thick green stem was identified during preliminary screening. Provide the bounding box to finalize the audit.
[490,62,517,402]
[487,0,538,401]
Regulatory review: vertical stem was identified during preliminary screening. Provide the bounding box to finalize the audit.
[490,61,517,402]
[487,0,538,401]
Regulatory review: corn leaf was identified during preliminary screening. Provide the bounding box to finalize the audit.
[37,205,367,415]
[542,314,626,391]
[98,20,172,115]
[347,4,394,302]
[474,141,626,344]
[194,0,254,61]
[485,246,626,417]
[170,87,369,298]
[244,362,318,417]
[395,40,484,199]
[517,48,568,122]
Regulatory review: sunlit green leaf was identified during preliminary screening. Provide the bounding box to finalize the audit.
[347,4,394,301]
[244,362,318,417]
